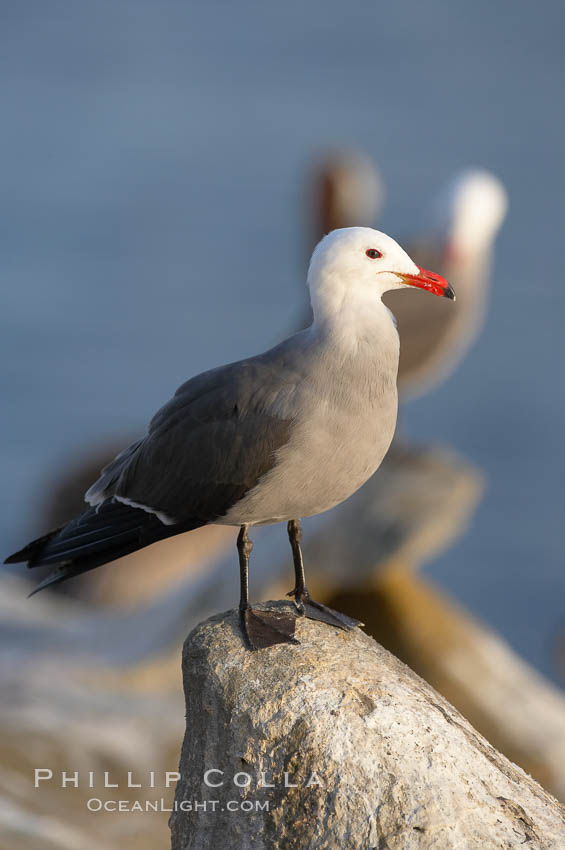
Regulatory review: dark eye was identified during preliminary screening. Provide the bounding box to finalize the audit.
[366,248,382,259]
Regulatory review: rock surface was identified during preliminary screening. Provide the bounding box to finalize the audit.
[171,606,565,850]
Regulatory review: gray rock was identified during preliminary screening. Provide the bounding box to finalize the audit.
[170,605,565,850]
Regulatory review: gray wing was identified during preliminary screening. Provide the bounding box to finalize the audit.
[85,345,302,523]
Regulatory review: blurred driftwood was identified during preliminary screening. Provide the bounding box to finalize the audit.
[0,576,183,850]
[330,568,565,802]
[297,441,483,590]
[170,609,565,850]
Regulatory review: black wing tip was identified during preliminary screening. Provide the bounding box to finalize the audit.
[27,580,53,597]
[5,548,36,565]
[4,552,23,565]
[26,565,73,597]
[4,528,62,566]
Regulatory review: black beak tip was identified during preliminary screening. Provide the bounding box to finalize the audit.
[443,283,456,301]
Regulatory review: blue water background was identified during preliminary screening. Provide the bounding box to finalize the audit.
[1,1,564,681]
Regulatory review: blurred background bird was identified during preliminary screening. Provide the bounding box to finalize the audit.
[304,153,508,398]
[386,169,508,398]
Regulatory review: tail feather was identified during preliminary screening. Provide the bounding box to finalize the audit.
[5,499,204,594]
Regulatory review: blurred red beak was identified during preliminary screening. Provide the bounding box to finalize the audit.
[398,266,455,299]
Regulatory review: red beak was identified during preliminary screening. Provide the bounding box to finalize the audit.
[398,266,455,299]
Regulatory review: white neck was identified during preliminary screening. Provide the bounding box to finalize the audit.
[310,286,399,358]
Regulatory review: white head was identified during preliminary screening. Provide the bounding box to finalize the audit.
[307,227,454,321]
[428,169,508,259]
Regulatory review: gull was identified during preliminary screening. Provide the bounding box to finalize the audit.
[385,169,507,397]
[5,227,454,649]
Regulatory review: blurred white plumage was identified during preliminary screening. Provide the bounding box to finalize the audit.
[385,169,508,396]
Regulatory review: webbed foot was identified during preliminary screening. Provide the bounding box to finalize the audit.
[240,605,299,650]
[286,589,362,631]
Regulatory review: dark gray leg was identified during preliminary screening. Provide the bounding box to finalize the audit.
[237,524,298,651]
[286,518,362,632]
[287,519,308,612]
[237,524,252,612]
